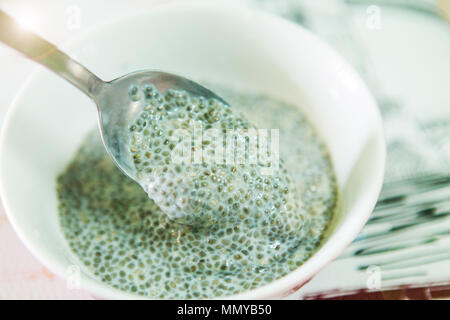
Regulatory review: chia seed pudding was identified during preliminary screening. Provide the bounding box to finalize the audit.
[57,84,337,299]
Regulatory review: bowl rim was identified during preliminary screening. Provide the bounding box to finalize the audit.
[0,0,386,299]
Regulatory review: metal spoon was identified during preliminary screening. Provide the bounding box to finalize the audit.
[0,9,227,182]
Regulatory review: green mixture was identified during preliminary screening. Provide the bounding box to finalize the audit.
[57,84,337,298]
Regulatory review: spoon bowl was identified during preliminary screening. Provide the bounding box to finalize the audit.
[97,71,228,182]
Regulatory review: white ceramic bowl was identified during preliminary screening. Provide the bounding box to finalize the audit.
[0,1,385,299]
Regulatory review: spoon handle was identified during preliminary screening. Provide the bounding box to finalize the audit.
[0,9,104,101]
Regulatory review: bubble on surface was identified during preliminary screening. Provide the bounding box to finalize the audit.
[128,84,141,102]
